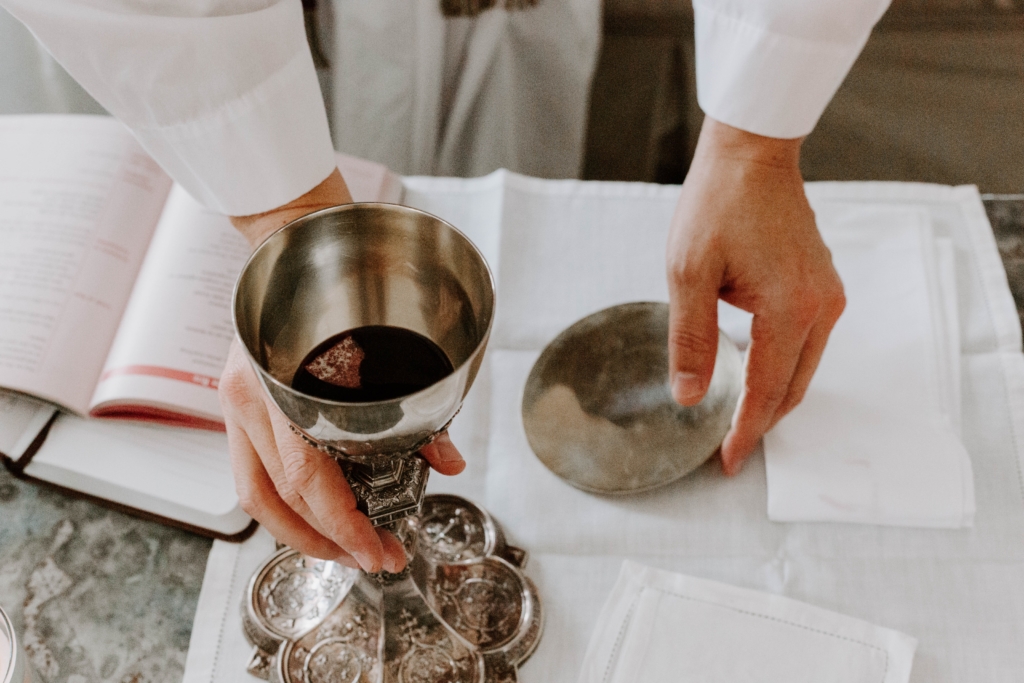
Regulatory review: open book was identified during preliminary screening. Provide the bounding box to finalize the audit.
[0,115,402,429]
[0,115,402,538]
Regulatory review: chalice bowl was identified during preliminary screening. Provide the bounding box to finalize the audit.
[233,204,541,683]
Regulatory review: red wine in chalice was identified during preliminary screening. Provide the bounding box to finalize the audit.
[291,325,454,402]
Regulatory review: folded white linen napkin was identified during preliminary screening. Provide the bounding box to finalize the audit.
[579,561,917,683]
[764,206,974,527]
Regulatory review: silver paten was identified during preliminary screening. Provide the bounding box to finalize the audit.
[242,495,542,683]
[522,302,743,494]
[233,203,495,524]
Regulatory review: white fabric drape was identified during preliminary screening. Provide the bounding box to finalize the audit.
[0,0,335,215]
[330,0,602,179]
[0,0,888,209]
[0,7,103,116]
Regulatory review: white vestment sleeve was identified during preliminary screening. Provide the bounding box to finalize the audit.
[0,0,335,215]
[693,0,892,139]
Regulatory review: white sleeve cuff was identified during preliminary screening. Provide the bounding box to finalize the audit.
[2,0,336,216]
[693,0,882,139]
[131,49,336,216]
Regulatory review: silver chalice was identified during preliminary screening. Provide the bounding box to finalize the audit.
[233,204,541,682]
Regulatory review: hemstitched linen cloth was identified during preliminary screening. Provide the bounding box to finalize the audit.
[578,561,917,683]
[183,177,1024,682]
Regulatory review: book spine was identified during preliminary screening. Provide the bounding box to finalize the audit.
[0,411,59,473]
[0,411,257,543]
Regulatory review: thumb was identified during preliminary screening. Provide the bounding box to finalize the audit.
[667,270,721,407]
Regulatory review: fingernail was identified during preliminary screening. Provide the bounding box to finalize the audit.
[672,372,704,405]
[383,553,405,574]
[722,454,744,477]
[435,448,463,463]
[353,551,381,573]
[426,435,461,461]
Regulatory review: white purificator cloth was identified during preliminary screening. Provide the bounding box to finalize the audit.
[184,179,1024,682]
[578,561,917,683]
[764,205,974,528]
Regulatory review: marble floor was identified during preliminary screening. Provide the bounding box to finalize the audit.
[0,472,210,683]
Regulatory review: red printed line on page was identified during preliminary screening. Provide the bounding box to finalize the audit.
[100,365,220,390]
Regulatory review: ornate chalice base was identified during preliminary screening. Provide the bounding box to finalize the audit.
[242,495,543,683]
[288,423,456,528]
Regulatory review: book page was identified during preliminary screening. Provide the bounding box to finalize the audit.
[23,414,250,536]
[0,115,172,413]
[90,186,249,427]
[92,154,407,427]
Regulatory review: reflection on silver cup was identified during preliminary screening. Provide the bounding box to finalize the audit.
[1,606,34,683]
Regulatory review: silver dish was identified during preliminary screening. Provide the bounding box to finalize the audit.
[522,302,743,494]
[242,495,542,683]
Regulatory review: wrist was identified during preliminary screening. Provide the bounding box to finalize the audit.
[230,168,353,248]
[693,118,803,173]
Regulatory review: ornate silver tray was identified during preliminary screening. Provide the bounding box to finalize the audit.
[241,495,542,683]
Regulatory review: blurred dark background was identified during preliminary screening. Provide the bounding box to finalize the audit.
[586,0,1024,192]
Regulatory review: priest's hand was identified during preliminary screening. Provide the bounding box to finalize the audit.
[220,169,466,572]
[666,118,846,476]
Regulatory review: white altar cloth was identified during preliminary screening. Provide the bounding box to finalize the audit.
[184,179,1024,682]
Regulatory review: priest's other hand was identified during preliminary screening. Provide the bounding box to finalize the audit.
[666,118,846,476]
[220,169,466,573]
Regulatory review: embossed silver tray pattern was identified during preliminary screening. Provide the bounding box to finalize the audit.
[242,495,542,683]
